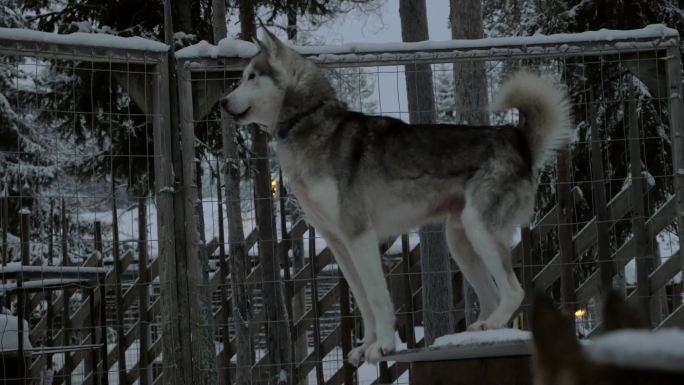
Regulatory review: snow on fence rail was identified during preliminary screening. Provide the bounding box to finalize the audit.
[0,24,683,385]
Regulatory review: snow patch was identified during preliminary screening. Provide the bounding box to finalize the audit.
[0,314,32,352]
[584,328,684,372]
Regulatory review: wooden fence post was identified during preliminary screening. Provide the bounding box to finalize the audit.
[556,146,576,314]
[137,195,151,385]
[109,185,127,385]
[589,92,614,296]
[177,65,217,385]
[519,226,534,329]
[221,112,253,385]
[309,226,325,385]
[152,27,189,383]
[627,85,655,325]
[94,221,109,385]
[18,210,30,385]
[61,199,75,385]
[214,162,232,384]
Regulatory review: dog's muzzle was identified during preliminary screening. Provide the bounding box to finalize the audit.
[220,98,250,121]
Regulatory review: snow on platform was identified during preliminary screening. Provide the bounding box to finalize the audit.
[584,328,684,372]
[382,329,531,363]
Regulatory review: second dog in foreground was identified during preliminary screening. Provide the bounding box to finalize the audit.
[532,292,684,385]
[222,26,574,365]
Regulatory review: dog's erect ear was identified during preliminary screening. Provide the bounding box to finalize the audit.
[532,292,583,367]
[602,290,648,332]
[252,37,268,53]
[259,25,286,57]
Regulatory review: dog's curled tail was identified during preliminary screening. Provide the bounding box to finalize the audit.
[492,71,573,170]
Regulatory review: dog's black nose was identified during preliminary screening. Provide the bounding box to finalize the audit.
[220,98,228,109]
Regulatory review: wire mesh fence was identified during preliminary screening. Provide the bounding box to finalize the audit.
[0,25,683,385]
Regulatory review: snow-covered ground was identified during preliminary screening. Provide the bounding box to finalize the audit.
[432,328,530,348]
[0,313,32,352]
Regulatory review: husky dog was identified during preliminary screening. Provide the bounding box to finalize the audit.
[532,292,684,385]
[221,27,573,365]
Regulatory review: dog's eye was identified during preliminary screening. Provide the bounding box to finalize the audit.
[248,72,256,80]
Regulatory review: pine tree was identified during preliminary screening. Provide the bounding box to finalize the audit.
[0,4,60,233]
[434,64,457,124]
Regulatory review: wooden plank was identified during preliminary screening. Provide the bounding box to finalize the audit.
[294,282,341,337]
[408,355,532,385]
[650,251,682,291]
[534,178,655,291]
[658,303,684,328]
[575,196,678,304]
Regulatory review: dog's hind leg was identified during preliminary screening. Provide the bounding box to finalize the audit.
[320,232,377,366]
[342,228,396,364]
[460,194,525,331]
[445,215,499,322]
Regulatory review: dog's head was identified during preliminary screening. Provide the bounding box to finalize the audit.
[531,292,586,385]
[220,27,301,132]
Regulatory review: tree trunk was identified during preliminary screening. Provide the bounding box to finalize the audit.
[173,0,194,34]
[450,0,489,126]
[399,0,455,346]
[240,2,292,383]
[211,0,227,44]
[450,0,489,326]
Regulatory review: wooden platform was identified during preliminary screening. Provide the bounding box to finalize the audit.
[382,337,533,385]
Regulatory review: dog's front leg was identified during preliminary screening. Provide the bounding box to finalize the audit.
[321,235,377,367]
[342,229,396,364]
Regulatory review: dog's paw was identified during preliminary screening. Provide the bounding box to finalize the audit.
[347,345,367,367]
[364,338,395,365]
[467,320,490,331]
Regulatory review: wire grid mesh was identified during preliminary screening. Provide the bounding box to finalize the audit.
[186,33,683,385]
[0,41,165,385]
[0,27,682,385]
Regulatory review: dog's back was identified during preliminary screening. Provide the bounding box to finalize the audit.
[531,292,684,385]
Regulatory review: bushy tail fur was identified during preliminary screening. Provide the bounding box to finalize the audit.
[492,71,573,170]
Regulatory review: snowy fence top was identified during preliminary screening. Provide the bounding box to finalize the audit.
[0,28,169,63]
[176,24,680,69]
